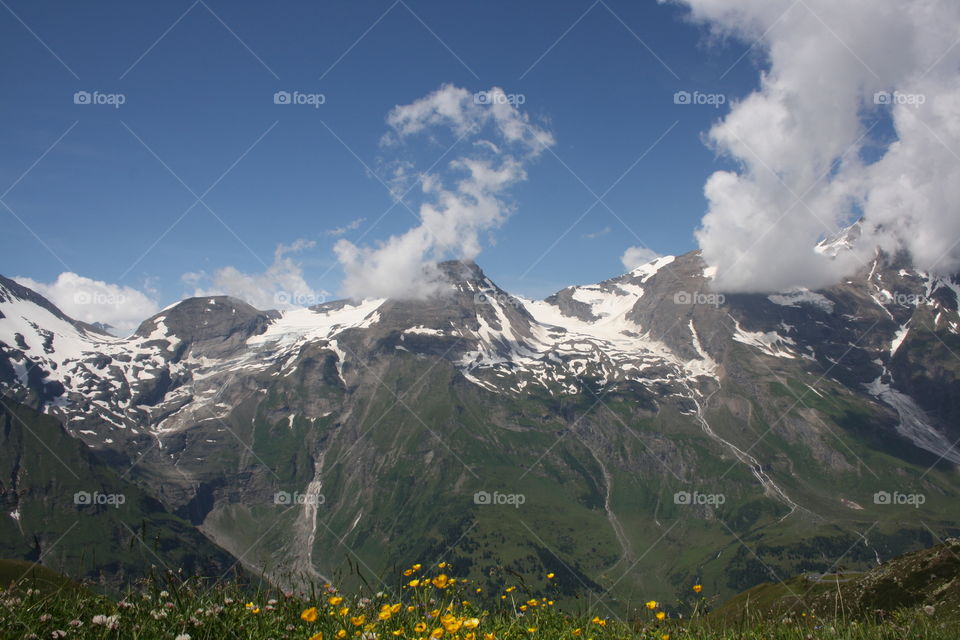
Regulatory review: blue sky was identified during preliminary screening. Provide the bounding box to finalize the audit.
[2,0,761,319]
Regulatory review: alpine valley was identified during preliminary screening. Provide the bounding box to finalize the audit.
[2,227,960,610]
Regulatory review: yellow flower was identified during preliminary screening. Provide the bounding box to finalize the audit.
[656,611,666,621]
[390,604,402,614]
[379,610,392,621]
[463,618,480,630]
[249,607,260,614]
[431,574,450,589]
[484,634,496,640]
[526,628,537,634]
[310,634,324,640]
[661,635,670,640]
[412,564,422,571]
[336,631,347,639]
[430,628,444,639]
[391,631,403,637]
[407,606,415,613]
[350,615,366,627]
[572,630,582,637]
[590,617,606,627]
[329,596,344,606]
[408,579,421,587]
[519,605,528,612]
[415,623,428,633]
[692,584,702,594]
[438,562,447,568]
[475,588,482,594]
[547,601,554,606]
[645,600,658,610]
[505,587,516,593]
[339,607,350,617]
[466,634,476,640]
[404,569,414,576]
[546,573,555,579]
[527,599,538,607]
[302,607,320,622]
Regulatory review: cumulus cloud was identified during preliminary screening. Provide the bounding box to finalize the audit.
[620,246,663,271]
[186,239,329,309]
[15,273,159,337]
[336,84,554,300]
[668,0,960,291]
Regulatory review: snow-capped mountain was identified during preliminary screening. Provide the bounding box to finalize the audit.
[2,243,960,606]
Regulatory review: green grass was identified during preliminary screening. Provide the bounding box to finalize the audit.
[1,561,957,640]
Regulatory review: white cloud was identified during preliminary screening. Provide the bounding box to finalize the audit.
[14,273,159,337]
[326,217,366,237]
[668,0,960,291]
[584,226,612,240]
[336,84,555,300]
[620,246,662,271]
[187,239,329,309]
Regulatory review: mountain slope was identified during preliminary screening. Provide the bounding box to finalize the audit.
[1,244,959,609]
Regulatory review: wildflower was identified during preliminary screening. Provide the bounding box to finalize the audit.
[527,599,539,607]
[661,635,670,640]
[546,573,555,579]
[404,570,414,576]
[645,601,658,610]
[692,584,702,594]
[408,579,421,588]
[415,622,428,633]
[430,628,444,639]
[475,588,482,594]
[329,596,344,606]
[68,620,82,628]
[466,633,476,640]
[91,614,120,630]
[340,607,351,617]
[40,614,52,622]
[337,631,348,639]
[590,617,606,627]
[310,634,324,640]
[505,587,516,593]
[391,630,404,637]
[176,635,192,640]
[378,610,392,621]
[484,634,496,640]
[526,628,537,633]
[407,606,415,612]
[431,575,450,589]
[655,611,666,621]
[51,632,67,639]
[351,615,367,626]
[572,630,582,637]
[302,607,320,622]
[463,618,480,630]
[438,562,447,568]
[412,564,422,571]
